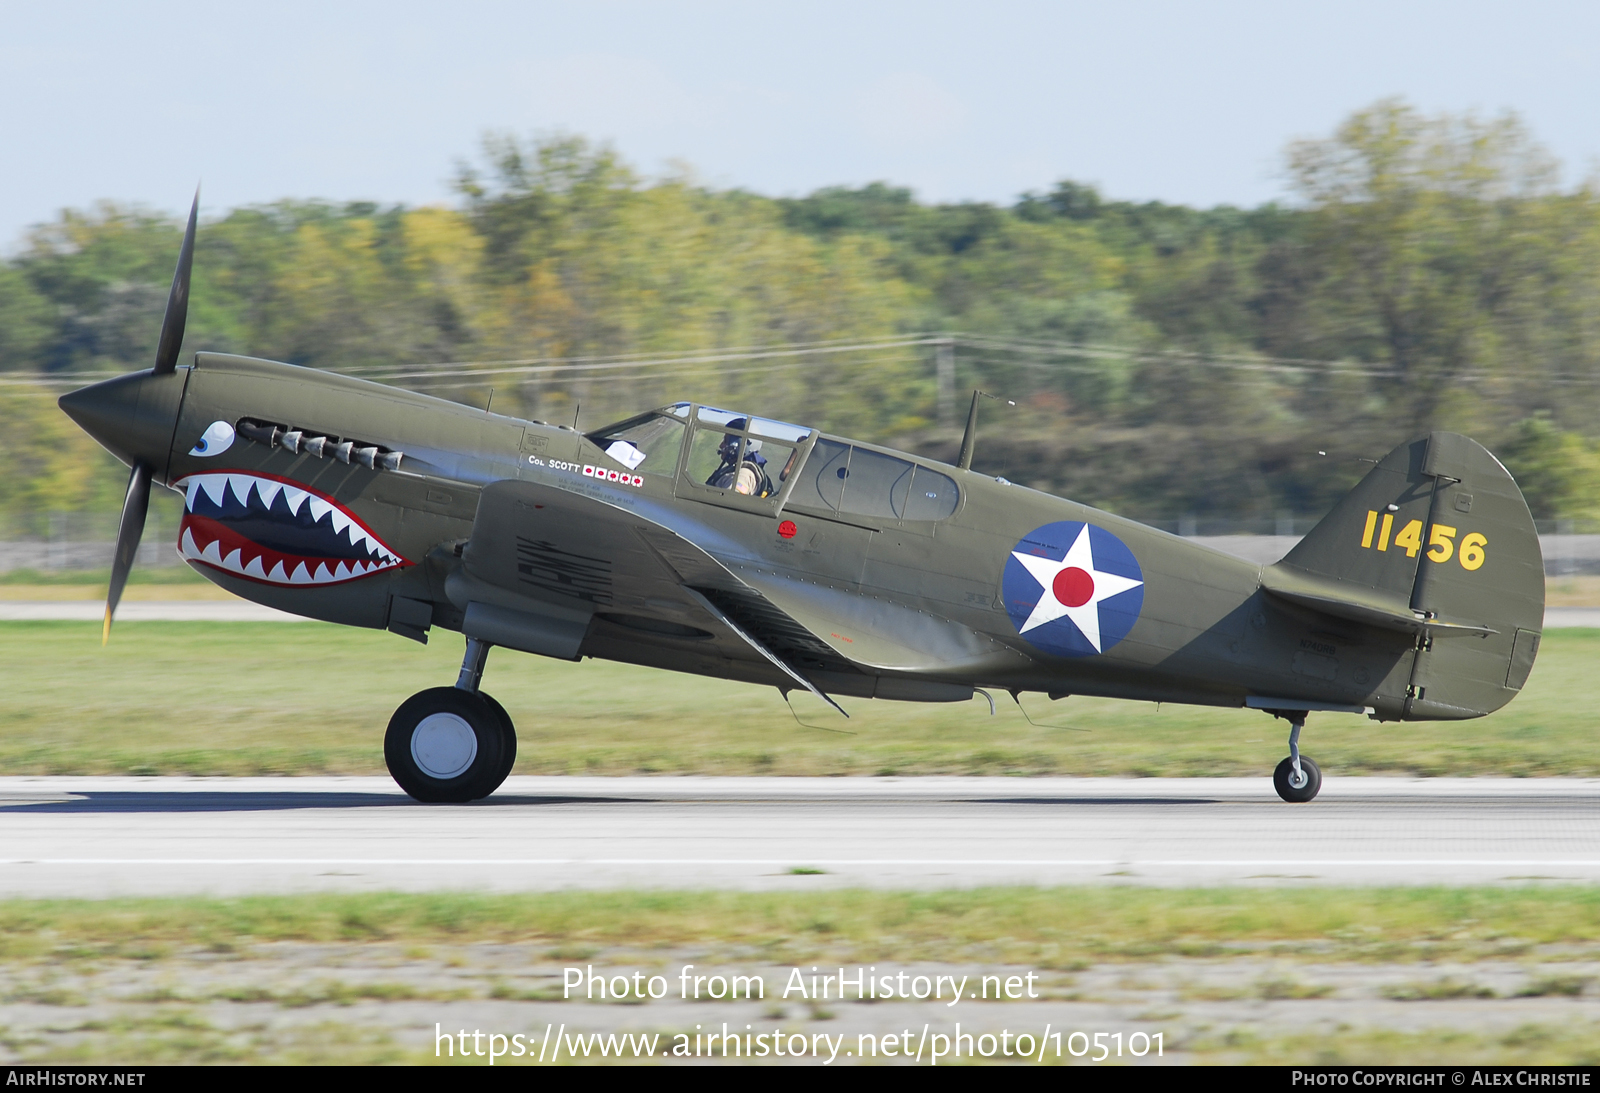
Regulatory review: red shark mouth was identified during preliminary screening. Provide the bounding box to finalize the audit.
[174,471,410,586]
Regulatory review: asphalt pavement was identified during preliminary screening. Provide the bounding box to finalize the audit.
[1,775,1597,896]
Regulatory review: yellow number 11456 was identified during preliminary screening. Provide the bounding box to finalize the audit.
[1361,511,1486,571]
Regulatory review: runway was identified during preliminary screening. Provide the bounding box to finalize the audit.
[1,776,1597,896]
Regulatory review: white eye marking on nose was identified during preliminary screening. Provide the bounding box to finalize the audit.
[190,420,236,457]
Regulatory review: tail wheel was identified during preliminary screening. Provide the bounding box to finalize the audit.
[1273,755,1322,803]
[385,687,506,803]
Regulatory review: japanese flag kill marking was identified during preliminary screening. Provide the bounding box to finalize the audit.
[1002,521,1145,657]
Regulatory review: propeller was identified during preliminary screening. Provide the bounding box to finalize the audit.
[103,462,152,643]
[103,189,198,643]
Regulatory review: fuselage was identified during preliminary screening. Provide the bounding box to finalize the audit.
[62,352,1466,721]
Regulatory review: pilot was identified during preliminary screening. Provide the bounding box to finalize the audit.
[707,420,773,496]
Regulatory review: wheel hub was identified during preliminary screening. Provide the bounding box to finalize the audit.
[411,712,478,779]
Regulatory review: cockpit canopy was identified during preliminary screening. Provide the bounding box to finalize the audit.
[587,403,959,522]
[589,403,813,499]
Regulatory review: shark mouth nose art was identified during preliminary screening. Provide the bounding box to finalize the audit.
[174,471,410,585]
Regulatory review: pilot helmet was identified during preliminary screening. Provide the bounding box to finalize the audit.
[720,418,749,459]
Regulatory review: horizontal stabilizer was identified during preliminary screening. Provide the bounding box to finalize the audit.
[1261,566,1496,637]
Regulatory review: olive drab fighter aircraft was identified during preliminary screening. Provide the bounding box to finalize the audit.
[58,197,1547,804]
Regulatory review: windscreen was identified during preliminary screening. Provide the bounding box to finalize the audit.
[587,414,686,476]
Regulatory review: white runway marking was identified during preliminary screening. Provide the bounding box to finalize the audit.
[2,776,1598,895]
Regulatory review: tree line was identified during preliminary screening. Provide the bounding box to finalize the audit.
[2,99,1597,526]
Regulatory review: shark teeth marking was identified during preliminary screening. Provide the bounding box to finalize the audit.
[227,474,254,507]
[199,476,228,509]
[172,471,411,587]
[254,479,284,511]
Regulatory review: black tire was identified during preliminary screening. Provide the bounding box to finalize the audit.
[477,691,517,799]
[1273,755,1322,803]
[385,687,506,803]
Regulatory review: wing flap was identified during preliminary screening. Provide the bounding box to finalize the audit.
[682,588,848,716]
[736,568,1034,674]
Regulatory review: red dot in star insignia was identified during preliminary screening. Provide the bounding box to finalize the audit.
[778,520,797,539]
[1053,566,1094,608]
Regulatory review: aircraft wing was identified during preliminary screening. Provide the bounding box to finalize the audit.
[447,478,752,658]
[448,478,1015,701]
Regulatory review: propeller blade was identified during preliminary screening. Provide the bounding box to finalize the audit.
[103,461,152,644]
[151,189,199,376]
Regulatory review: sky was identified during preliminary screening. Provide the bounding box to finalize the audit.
[2,0,1597,246]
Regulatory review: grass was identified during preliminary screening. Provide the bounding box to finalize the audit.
[0,566,207,586]
[0,583,233,602]
[7,1016,410,1066]
[1178,977,1335,1001]
[31,1018,1598,1065]
[1189,1024,1600,1066]
[1516,974,1593,997]
[1,621,1598,777]
[4,889,1600,1065]
[1381,977,1499,1000]
[3,887,1600,966]
[1545,575,1600,607]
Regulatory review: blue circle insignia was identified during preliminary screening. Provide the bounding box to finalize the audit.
[1001,521,1145,658]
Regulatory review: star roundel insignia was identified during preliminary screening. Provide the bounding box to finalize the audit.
[1001,521,1145,657]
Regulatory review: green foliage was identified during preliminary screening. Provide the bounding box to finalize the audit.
[7,102,1600,521]
[1497,416,1600,520]
[0,266,53,368]
[1285,99,1586,431]
[0,389,127,516]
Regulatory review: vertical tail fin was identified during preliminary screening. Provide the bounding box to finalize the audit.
[1272,432,1544,719]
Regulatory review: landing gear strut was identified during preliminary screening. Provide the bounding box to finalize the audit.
[1270,710,1322,803]
[384,637,518,803]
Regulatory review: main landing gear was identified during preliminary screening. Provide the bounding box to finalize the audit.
[1269,710,1322,803]
[384,637,517,803]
